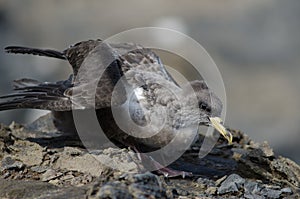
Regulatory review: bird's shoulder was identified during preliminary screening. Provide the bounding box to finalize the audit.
[63,39,102,74]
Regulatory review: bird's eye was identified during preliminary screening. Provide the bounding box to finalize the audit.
[199,102,211,112]
[199,102,207,109]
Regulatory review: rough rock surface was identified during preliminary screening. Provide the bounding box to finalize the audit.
[0,115,299,198]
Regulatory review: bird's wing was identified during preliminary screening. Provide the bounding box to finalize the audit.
[111,42,177,84]
[68,42,180,109]
[63,39,102,75]
[1,42,180,112]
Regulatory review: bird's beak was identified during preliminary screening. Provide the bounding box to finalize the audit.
[209,117,233,144]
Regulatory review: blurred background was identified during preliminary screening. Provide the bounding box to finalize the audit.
[0,0,299,163]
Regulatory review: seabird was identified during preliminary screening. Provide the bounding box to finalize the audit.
[1,40,232,176]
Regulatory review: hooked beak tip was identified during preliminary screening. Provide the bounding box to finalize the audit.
[209,117,233,145]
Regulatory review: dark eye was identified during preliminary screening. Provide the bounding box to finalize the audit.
[199,102,207,109]
[199,102,211,112]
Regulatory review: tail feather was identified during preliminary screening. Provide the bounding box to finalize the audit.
[0,98,43,111]
[13,78,41,89]
[0,92,46,99]
[0,78,72,111]
[5,46,66,60]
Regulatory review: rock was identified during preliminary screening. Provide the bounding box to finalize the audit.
[0,120,300,198]
[0,178,87,199]
[197,177,216,187]
[280,187,292,194]
[215,175,227,186]
[90,172,167,199]
[41,169,63,182]
[53,147,107,176]
[243,181,263,199]
[9,140,44,166]
[217,174,245,194]
[270,156,300,188]
[30,165,49,173]
[244,181,261,194]
[251,142,274,158]
[0,156,24,171]
[205,186,217,195]
[244,193,264,199]
[260,187,282,199]
[94,181,133,199]
[94,148,141,173]
[25,112,58,134]
[0,124,14,148]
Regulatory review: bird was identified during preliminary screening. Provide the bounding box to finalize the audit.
[1,39,232,176]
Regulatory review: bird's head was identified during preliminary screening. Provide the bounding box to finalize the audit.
[183,80,232,144]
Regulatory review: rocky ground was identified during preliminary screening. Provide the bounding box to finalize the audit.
[0,114,299,198]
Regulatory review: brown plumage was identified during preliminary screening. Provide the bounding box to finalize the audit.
[1,40,230,154]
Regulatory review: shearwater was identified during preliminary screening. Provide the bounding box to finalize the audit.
[2,40,232,176]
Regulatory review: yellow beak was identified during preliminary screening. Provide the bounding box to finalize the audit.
[209,117,233,144]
